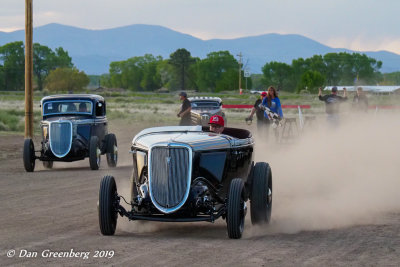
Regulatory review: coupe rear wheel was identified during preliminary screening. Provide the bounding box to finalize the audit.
[99,175,118,235]
[89,136,101,170]
[227,178,246,239]
[106,133,118,168]
[23,138,35,172]
[250,162,272,225]
[43,161,53,169]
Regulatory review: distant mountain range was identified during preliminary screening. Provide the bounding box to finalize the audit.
[1,23,400,75]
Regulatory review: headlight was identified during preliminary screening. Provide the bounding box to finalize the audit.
[42,125,48,140]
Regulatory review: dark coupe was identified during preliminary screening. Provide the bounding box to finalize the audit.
[23,94,118,172]
[98,125,272,239]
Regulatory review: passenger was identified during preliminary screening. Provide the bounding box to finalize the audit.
[209,115,225,134]
[318,86,347,126]
[177,91,192,126]
[66,103,77,112]
[79,103,88,113]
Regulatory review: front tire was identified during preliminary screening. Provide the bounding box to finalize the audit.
[106,133,118,168]
[250,162,272,225]
[89,136,101,170]
[99,175,118,235]
[23,138,35,172]
[226,178,246,239]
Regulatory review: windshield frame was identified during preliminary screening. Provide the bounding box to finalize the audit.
[42,100,93,116]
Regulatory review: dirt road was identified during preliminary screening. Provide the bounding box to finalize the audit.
[1,118,400,266]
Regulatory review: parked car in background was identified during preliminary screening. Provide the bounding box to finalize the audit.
[189,97,226,126]
[23,94,118,172]
[98,125,273,239]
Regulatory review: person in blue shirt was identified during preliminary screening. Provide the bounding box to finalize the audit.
[262,86,283,119]
[260,86,283,140]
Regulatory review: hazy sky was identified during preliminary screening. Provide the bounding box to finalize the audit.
[1,0,399,54]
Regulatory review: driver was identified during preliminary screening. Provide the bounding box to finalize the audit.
[79,102,87,112]
[208,115,225,134]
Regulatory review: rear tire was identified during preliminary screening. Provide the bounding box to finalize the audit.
[89,136,101,170]
[250,162,272,225]
[23,138,35,172]
[226,178,246,239]
[106,133,118,168]
[99,175,118,235]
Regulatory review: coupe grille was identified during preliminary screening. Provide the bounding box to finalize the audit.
[149,146,191,213]
[49,121,72,158]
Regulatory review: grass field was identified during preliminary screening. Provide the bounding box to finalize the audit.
[1,89,399,134]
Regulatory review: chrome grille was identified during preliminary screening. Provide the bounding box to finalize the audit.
[201,114,210,122]
[49,121,73,158]
[149,145,191,213]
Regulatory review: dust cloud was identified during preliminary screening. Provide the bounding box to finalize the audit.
[254,112,400,234]
[114,111,400,236]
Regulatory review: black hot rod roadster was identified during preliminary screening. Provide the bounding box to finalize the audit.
[98,125,272,239]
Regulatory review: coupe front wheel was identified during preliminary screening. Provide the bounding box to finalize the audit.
[226,178,246,239]
[89,136,101,170]
[99,175,118,235]
[23,138,35,172]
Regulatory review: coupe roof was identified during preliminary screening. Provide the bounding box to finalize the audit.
[41,94,104,103]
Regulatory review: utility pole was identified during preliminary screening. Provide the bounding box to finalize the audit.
[237,52,242,94]
[25,0,34,138]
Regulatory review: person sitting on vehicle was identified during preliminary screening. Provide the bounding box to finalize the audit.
[209,115,225,134]
[79,102,88,113]
[67,103,77,112]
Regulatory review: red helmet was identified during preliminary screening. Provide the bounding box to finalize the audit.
[208,115,224,127]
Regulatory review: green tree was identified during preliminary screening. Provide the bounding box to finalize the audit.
[383,71,400,85]
[0,41,25,90]
[52,47,73,69]
[45,68,89,93]
[297,70,325,93]
[108,54,163,91]
[168,48,195,91]
[33,43,74,91]
[140,54,162,91]
[0,65,4,90]
[195,51,239,91]
[261,61,293,92]
[33,43,53,91]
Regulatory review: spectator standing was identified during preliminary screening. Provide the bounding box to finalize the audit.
[261,86,283,140]
[262,86,283,119]
[177,91,192,126]
[247,91,269,132]
[353,87,368,112]
[318,86,347,125]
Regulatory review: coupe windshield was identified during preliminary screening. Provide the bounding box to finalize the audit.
[43,100,93,116]
[191,101,220,109]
